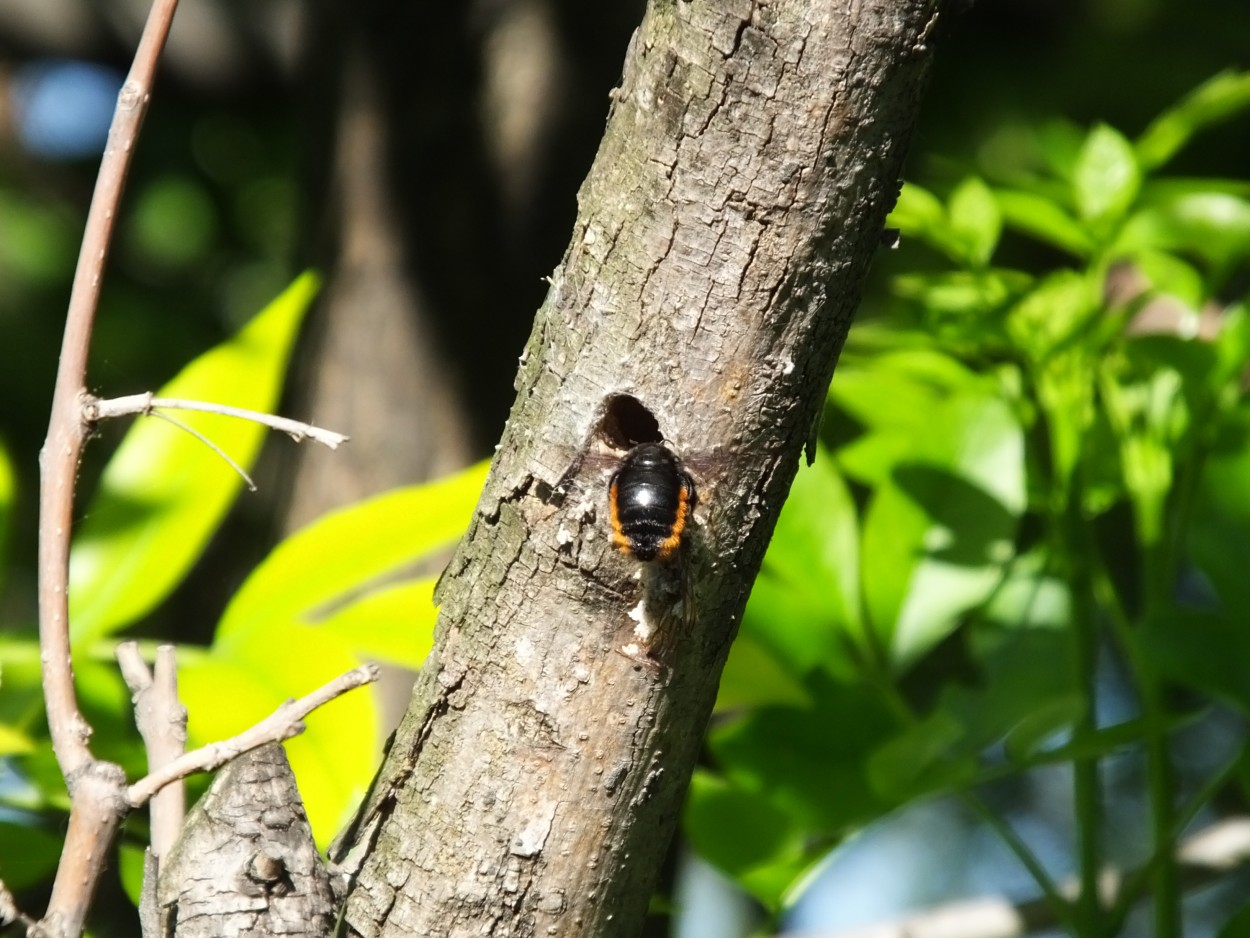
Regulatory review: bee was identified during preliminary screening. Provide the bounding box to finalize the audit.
[607,443,698,562]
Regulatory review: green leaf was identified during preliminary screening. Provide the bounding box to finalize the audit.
[316,577,438,670]
[1100,340,1207,546]
[742,453,862,674]
[118,842,146,908]
[710,673,898,835]
[1139,608,1250,715]
[0,821,62,890]
[892,270,1031,319]
[858,391,1025,670]
[888,182,946,238]
[869,607,1081,801]
[831,350,983,437]
[1130,250,1205,311]
[1189,410,1250,617]
[1033,119,1089,183]
[218,461,488,647]
[832,349,988,489]
[1118,192,1250,276]
[994,189,1094,257]
[179,620,377,846]
[1137,70,1250,171]
[683,771,812,912]
[69,273,320,645]
[0,437,13,595]
[1073,124,1141,230]
[947,177,1001,267]
[716,634,813,711]
[1005,270,1099,363]
[0,635,45,742]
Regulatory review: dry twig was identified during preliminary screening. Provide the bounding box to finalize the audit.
[127,663,381,809]
[89,393,350,449]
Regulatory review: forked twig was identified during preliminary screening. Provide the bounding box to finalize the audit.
[127,663,380,808]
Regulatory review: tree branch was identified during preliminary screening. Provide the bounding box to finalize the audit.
[117,642,188,860]
[333,1,946,935]
[89,393,351,449]
[33,3,182,935]
[38,0,180,787]
[127,663,380,809]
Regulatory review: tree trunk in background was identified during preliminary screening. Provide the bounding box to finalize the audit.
[286,0,645,533]
[332,1,944,935]
[288,0,643,728]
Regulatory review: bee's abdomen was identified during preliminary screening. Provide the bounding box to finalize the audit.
[608,443,695,562]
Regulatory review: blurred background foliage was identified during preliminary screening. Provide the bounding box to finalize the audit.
[2,1,1250,937]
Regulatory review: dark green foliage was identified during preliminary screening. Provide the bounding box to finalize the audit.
[693,70,1250,932]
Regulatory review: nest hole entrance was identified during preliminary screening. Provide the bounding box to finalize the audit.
[599,395,662,451]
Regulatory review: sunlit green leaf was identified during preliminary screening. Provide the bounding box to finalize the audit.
[1137,70,1250,171]
[69,273,320,646]
[218,461,487,646]
[831,349,982,435]
[892,270,1031,320]
[179,620,377,846]
[0,721,34,755]
[1129,250,1206,311]
[1189,409,1250,617]
[947,177,1001,267]
[995,189,1094,257]
[0,635,44,738]
[887,183,946,241]
[0,437,13,595]
[1034,119,1089,183]
[1005,270,1099,362]
[741,454,862,674]
[1073,124,1141,230]
[316,577,438,670]
[858,389,1025,670]
[118,842,146,908]
[716,634,813,711]
[1118,192,1250,276]
[683,770,812,912]
[710,673,898,835]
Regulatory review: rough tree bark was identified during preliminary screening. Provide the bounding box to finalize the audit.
[330,1,944,936]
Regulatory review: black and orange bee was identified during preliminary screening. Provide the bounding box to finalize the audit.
[607,443,697,562]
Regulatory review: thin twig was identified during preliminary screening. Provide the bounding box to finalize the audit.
[38,0,182,782]
[34,1,182,933]
[149,409,258,490]
[126,663,380,808]
[91,392,350,449]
